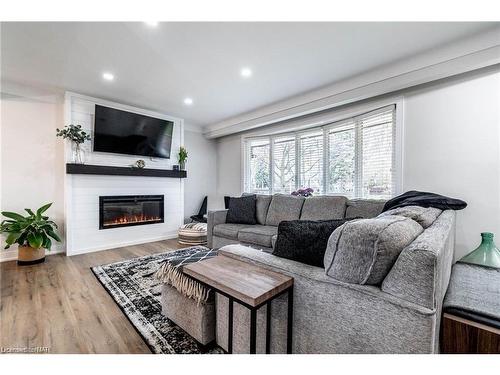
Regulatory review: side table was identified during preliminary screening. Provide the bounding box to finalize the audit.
[183,250,294,354]
[441,262,500,353]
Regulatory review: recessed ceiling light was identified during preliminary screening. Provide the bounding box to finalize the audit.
[241,67,252,78]
[145,21,159,27]
[102,72,114,81]
[183,98,193,105]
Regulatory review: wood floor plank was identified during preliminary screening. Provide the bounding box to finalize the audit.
[0,238,184,353]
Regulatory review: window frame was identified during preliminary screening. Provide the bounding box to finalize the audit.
[242,99,404,198]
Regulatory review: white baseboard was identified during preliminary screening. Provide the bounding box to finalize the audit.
[0,232,179,261]
[0,245,65,263]
[66,232,178,256]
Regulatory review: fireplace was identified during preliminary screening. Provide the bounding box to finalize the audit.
[99,195,164,229]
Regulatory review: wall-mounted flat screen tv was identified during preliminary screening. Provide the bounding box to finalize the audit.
[93,105,174,159]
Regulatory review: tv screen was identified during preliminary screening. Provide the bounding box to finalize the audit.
[93,105,174,159]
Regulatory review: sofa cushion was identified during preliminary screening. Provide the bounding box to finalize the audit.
[378,205,442,229]
[255,195,273,225]
[273,219,352,268]
[345,199,385,219]
[226,195,257,225]
[237,225,278,248]
[265,194,305,226]
[271,235,278,249]
[299,196,347,221]
[213,223,253,240]
[324,215,423,285]
[242,193,273,225]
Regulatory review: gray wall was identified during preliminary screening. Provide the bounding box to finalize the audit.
[184,128,219,222]
[216,134,243,199]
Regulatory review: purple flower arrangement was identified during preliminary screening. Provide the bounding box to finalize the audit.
[291,187,314,197]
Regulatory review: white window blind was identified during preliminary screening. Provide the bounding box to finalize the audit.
[299,130,324,194]
[244,105,397,199]
[328,122,356,196]
[272,136,296,193]
[360,108,395,199]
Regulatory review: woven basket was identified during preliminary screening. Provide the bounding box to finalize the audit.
[178,223,207,245]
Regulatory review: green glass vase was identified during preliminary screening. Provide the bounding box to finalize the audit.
[459,232,500,269]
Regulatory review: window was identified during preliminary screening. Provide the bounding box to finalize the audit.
[272,136,296,193]
[247,139,270,194]
[360,109,395,199]
[328,122,355,196]
[299,130,324,194]
[244,105,397,199]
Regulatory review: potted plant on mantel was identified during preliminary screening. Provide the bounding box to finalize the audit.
[1,203,61,265]
[56,124,91,164]
[178,146,188,170]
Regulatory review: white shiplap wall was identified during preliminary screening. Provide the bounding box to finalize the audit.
[64,93,184,256]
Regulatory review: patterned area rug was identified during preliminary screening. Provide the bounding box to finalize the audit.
[91,246,223,354]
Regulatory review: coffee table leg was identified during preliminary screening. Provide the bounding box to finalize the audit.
[228,297,233,354]
[287,287,293,354]
[266,301,271,354]
[250,308,257,354]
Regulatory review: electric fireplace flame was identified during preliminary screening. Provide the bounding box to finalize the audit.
[103,214,162,227]
[99,195,164,230]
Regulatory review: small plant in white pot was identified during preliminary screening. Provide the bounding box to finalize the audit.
[178,146,188,170]
[1,203,61,265]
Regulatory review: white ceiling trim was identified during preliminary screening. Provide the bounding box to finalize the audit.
[203,27,500,139]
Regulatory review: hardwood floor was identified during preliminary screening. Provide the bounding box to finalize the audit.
[0,239,185,354]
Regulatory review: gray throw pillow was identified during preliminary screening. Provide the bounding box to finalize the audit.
[226,195,257,225]
[324,215,423,285]
[378,205,442,229]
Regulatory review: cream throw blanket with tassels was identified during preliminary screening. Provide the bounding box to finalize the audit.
[155,246,217,305]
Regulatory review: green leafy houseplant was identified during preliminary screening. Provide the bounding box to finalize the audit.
[56,124,91,144]
[178,146,188,169]
[56,124,91,164]
[1,203,61,251]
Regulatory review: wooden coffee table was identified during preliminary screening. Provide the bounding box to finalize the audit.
[183,250,294,354]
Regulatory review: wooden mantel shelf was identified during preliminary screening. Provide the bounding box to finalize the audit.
[66,163,187,178]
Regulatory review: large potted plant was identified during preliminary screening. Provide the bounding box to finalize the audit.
[1,203,61,265]
[56,124,91,164]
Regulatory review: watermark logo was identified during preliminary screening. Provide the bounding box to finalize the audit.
[1,346,50,353]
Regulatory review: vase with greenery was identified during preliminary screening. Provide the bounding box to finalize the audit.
[1,203,61,265]
[178,146,188,170]
[56,124,91,164]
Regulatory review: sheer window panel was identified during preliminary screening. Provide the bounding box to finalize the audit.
[248,139,270,194]
[272,135,296,193]
[299,130,324,194]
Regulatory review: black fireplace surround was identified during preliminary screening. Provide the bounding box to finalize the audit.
[99,195,164,229]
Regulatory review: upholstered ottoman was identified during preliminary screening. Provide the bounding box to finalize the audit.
[178,223,208,245]
[160,283,215,346]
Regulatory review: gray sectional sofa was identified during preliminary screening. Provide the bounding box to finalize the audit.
[207,194,456,353]
[207,194,385,251]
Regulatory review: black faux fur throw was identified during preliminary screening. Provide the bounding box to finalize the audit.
[382,190,467,212]
[273,219,352,268]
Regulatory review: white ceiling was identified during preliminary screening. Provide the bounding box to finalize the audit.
[1,22,497,127]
